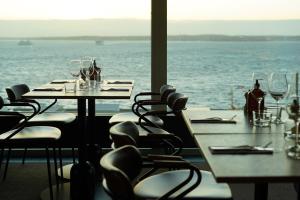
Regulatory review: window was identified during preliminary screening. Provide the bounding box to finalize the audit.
[0,0,151,111]
[167,0,300,109]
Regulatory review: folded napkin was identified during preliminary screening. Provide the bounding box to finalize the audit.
[101,88,129,92]
[33,88,63,92]
[107,81,132,84]
[190,117,236,124]
[51,80,75,84]
[209,145,273,154]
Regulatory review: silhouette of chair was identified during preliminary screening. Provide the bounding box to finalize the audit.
[100,145,233,200]
[5,84,77,178]
[109,84,176,127]
[109,92,188,155]
[0,96,61,200]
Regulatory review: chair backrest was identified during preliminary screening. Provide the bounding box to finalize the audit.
[160,85,176,104]
[167,92,188,113]
[109,121,139,148]
[100,145,143,200]
[6,84,30,101]
[0,96,4,109]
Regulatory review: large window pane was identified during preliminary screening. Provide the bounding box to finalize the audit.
[0,0,151,110]
[168,0,300,109]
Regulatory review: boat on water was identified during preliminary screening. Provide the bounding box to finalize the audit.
[95,40,104,45]
[18,40,32,46]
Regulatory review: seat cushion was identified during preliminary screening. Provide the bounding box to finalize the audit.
[0,126,61,147]
[137,125,170,137]
[109,112,164,127]
[134,170,232,200]
[29,113,76,124]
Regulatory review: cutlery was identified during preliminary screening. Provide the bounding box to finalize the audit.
[101,88,129,92]
[107,81,132,84]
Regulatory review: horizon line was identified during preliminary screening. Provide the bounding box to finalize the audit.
[0,18,300,21]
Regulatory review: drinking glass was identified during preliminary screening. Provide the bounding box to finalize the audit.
[285,95,300,159]
[70,60,81,80]
[268,72,288,124]
[251,72,267,123]
[80,58,94,89]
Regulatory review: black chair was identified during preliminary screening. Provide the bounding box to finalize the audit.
[110,121,182,155]
[5,84,77,178]
[0,96,61,200]
[109,84,176,127]
[109,92,188,155]
[100,145,233,200]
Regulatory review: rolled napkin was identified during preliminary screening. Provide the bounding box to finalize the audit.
[51,80,75,84]
[101,88,129,92]
[209,145,273,154]
[107,81,132,84]
[190,117,236,124]
[33,87,63,91]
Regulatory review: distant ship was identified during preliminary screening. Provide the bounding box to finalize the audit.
[18,40,32,46]
[95,40,104,45]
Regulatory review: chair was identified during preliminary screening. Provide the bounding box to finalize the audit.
[100,145,233,200]
[5,84,77,178]
[0,96,61,200]
[110,92,188,155]
[109,84,176,127]
[110,121,182,155]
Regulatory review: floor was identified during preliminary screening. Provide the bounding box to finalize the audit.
[0,158,298,200]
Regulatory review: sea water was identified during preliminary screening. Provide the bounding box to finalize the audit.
[0,40,299,110]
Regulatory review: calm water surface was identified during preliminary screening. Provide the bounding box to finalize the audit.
[0,40,299,110]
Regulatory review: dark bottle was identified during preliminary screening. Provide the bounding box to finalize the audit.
[244,80,265,115]
[90,59,100,81]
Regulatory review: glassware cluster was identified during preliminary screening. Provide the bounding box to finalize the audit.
[70,57,102,91]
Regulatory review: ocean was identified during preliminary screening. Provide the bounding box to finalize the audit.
[0,39,299,110]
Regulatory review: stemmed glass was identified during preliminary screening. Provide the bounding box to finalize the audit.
[268,72,288,124]
[285,95,300,159]
[80,58,94,89]
[70,60,81,80]
[286,73,300,159]
[251,73,267,120]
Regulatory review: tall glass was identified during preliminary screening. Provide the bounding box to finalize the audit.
[268,72,288,124]
[286,95,300,159]
[80,58,94,89]
[251,73,267,119]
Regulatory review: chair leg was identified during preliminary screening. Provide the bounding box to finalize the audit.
[2,148,11,181]
[58,147,64,179]
[72,147,76,164]
[0,148,4,172]
[22,148,28,164]
[46,147,54,200]
[52,148,59,186]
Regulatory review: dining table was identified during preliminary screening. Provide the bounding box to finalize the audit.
[23,79,134,200]
[182,109,299,200]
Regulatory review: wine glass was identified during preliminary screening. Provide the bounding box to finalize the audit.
[80,58,94,88]
[285,95,300,159]
[251,73,267,120]
[268,72,288,124]
[70,60,81,80]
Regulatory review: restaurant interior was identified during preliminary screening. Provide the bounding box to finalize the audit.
[1,1,300,200]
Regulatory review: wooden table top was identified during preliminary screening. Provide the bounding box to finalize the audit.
[194,133,300,183]
[23,80,134,100]
[182,109,286,135]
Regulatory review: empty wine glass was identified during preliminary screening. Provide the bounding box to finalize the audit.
[80,58,94,89]
[70,60,81,79]
[268,72,288,124]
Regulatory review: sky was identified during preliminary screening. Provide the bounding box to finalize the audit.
[0,0,300,20]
